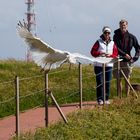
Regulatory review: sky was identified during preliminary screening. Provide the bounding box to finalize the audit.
[0,0,140,65]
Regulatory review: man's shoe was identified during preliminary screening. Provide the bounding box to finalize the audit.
[105,100,110,105]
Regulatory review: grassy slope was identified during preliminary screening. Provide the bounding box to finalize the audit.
[0,60,140,139]
[13,97,140,140]
[0,59,96,118]
[0,59,44,117]
[0,59,140,118]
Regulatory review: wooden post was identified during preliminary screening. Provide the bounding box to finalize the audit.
[48,91,68,124]
[120,70,138,98]
[15,76,20,138]
[79,63,83,109]
[102,63,106,105]
[117,57,121,98]
[45,73,49,127]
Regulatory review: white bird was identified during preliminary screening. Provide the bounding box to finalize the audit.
[17,21,119,73]
[16,21,95,73]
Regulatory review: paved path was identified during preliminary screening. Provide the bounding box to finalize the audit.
[0,102,96,140]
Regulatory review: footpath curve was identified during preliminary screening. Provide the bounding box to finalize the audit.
[0,101,96,140]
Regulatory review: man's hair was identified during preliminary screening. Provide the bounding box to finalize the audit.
[119,19,128,25]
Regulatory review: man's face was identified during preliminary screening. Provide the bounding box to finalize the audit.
[120,22,128,33]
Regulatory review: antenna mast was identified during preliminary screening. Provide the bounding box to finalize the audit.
[25,0,36,61]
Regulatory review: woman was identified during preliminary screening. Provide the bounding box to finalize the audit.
[90,26,118,105]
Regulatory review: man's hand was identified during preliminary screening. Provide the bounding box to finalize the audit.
[125,54,131,60]
[130,59,134,63]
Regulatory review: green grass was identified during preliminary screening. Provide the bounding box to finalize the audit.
[0,59,96,118]
[0,59,140,118]
[0,59,140,139]
[13,97,140,140]
[0,59,44,117]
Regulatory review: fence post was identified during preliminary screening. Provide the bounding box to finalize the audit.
[44,73,49,127]
[48,91,68,124]
[120,69,138,98]
[79,63,83,109]
[117,57,121,98]
[15,76,20,138]
[102,63,106,105]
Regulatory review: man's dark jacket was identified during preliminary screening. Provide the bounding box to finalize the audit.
[113,29,140,62]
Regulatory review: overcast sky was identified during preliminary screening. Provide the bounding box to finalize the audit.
[0,0,140,65]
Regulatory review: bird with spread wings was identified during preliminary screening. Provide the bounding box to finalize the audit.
[16,21,115,73]
[17,21,94,72]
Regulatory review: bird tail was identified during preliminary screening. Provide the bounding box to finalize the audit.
[31,52,67,71]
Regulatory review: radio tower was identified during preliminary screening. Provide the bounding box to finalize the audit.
[25,0,36,61]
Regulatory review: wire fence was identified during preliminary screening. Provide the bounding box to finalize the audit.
[0,63,139,115]
[0,63,140,138]
[0,64,95,117]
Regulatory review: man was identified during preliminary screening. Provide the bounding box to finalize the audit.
[113,19,140,96]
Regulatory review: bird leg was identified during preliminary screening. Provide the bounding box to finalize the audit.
[69,63,72,70]
[44,69,50,74]
[45,63,52,73]
[59,59,67,68]
[40,67,50,74]
[40,63,52,74]
[40,68,45,73]
[40,62,48,73]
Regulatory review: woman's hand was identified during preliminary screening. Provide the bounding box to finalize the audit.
[100,52,111,57]
[105,54,111,57]
[99,52,106,57]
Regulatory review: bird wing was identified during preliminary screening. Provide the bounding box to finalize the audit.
[17,21,56,54]
[93,57,120,64]
[70,53,119,64]
[17,21,69,72]
[17,21,119,72]
[94,57,114,63]
[69,53,95,64]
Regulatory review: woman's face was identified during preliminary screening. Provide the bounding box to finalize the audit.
[103,31,110,41]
